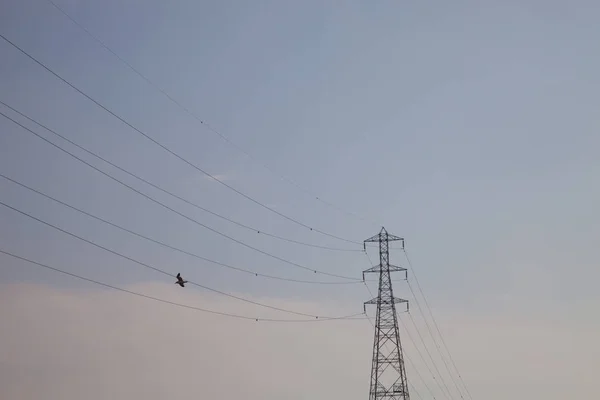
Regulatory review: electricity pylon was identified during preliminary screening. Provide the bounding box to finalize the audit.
[363,227,410,400]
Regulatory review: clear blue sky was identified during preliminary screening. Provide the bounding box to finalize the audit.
[1,0,599,329]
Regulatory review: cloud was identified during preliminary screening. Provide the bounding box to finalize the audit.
[0,282,598,400]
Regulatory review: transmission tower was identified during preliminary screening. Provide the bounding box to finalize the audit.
[363,227,410,400]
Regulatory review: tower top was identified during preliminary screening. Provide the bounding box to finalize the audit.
[364,227,404,244]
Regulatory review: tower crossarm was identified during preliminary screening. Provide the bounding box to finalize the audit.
[363,227,404,248]
[363,264,407,280]
[364,297,408,305]
[364,297,409,313]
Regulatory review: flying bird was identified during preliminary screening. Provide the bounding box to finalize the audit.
[175,273,188,287]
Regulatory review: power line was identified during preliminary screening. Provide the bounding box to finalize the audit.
[404,250,474,400]
[0,249,365,323]
[401,315,450,400]
[0,109,360,282]
[406,279,465,400]
[0,172,361,286]
[2,7,474,391]
[0,99,361,253]
[0,199,360,320]
[44,0,382,230]
[0,32,363,246]
[406,311,456,400]
[409,384,423,400]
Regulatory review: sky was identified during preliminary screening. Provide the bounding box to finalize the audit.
[1,0,599,399]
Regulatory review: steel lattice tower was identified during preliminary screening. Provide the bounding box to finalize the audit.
[363,227,410,400]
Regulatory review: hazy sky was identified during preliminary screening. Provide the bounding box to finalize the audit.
[1,0,599,399]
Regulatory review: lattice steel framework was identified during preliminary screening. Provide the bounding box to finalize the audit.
[363,227,410,400]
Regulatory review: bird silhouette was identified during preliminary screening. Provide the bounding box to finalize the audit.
[175,273,188,287]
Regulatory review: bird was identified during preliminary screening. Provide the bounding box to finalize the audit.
[175,273,188,287]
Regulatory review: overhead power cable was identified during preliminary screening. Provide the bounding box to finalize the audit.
[404,250,474,400]
[406,311,456,400]
[45,0,382,230]
[0,100,360,253]
[0,32,363,246]
[0,249,365,323]
[0,199,361,320]
[0,172,361,285]
[407,279,465,400]
[0,109,360,282]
